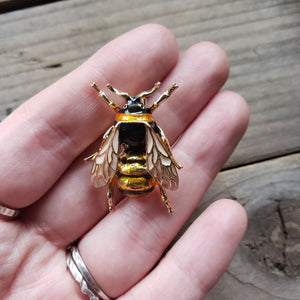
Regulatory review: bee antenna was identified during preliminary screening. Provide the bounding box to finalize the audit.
[136,82,161,100]
[107,84,131,101]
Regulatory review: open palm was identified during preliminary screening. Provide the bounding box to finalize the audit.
[0,24,248,300]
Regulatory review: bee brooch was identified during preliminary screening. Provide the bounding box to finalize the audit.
[85,82,182,213]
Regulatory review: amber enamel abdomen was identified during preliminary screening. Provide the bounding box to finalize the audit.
[116,122,156,195]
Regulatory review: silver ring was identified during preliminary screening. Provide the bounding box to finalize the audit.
[0,204,20,218]
[67,244,112,300]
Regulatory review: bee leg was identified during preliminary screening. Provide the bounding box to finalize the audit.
[84,152,97,162]
[103,125,114,139]
[149,83,178,112]
[158,184,173,214]
[107,175,117,211]
[91,82,120,112]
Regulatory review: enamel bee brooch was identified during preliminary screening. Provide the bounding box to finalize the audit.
[85,82,182,213]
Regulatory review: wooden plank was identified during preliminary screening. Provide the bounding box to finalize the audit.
[0,0,299,168]
[189,153,300,300]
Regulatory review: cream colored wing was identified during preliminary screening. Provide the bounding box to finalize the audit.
[146,126,179,190]
[91,125,119,187]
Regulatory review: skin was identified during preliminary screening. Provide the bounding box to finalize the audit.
[0,24,249,299]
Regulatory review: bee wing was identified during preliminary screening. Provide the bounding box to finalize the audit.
[91,124,119,187]
[146,126,179,190]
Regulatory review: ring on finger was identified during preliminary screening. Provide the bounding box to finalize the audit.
[67,243,112,300]
[0,203,21,219]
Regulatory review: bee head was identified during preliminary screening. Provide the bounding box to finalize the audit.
[123,96,145,113]
[106,82,161,114]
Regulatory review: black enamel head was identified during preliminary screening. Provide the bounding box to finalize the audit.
[106,82,162,114]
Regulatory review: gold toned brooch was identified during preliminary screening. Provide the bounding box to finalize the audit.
[85,82,181,213]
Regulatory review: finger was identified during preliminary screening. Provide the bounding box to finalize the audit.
[123,199,247,300]
[153,41,229,144]
[0,24,178,210]
[26,42,230,245]
[77,91,249,298]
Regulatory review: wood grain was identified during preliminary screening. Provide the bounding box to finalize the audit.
[0,0,299,168]
[195,153,300,300]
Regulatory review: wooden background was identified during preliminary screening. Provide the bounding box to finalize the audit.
[1,0,299,299]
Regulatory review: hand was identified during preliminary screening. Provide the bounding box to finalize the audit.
[0,24,249,299]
